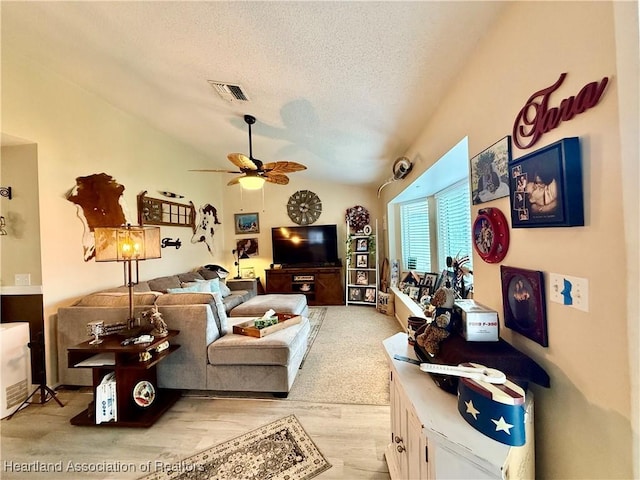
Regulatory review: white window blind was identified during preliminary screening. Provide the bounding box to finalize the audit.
[400,199,431,271]
[435,180,473,271]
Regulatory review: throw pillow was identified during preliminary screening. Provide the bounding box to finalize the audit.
[219,281,232,298]
[178,271,205,283]
[167,283,209,294]
[197,268,220,281]
[190,278,222,296]
[155,292,228,335]
[211,292,229,335]
[148,275,182,293]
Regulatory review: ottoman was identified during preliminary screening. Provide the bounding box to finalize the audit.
[207,315,311,396]
[229,293,309,318]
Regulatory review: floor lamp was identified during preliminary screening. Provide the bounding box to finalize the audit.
[94,225,161,334]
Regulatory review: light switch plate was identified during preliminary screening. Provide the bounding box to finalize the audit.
[549,273,588,312]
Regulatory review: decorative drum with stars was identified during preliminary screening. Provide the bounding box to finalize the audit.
[456,362,527,446]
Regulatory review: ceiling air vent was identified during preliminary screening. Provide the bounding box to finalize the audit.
[208,81,250,102]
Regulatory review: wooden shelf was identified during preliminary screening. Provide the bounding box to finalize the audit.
[346,220,378,306]
[67,331,181,428]
[70,389,181,428]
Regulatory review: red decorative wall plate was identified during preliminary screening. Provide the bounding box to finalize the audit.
[472,208,510,263]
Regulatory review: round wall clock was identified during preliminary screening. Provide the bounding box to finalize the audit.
[287,190,322,225]
[472,207,510,263]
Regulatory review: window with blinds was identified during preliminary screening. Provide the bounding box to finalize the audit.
[400,199,431,271]
[435,180,473,271]
[398,179,473,273]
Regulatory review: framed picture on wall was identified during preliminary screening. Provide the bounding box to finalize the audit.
[470,136,512,205]
[509,137,584,228]
[236,238,259,257]
[500,266,548,347]
[234,212,260,234]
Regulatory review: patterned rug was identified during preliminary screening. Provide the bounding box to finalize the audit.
[139,415,331,480]
[300,307,326,368]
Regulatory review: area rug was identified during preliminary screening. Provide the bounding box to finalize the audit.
[286,305,403,405]
[139,414,331,480]
[300,307,326,368]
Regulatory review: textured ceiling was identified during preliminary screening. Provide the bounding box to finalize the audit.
[1,1,506,187]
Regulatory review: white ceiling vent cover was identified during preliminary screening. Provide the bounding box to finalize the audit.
[208,81,250,102]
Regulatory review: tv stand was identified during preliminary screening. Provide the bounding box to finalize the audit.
[265,266,344,306]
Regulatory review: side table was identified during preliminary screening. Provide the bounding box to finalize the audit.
[67,330,181,427]
[227,277,265,295]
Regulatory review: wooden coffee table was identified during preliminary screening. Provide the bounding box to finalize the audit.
[67,330,181,427]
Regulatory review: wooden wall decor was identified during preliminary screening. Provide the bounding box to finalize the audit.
[137,191,196,230]
[65,173,127,261]
[513,72,609,149]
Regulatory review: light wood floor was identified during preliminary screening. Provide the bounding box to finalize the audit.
[0,389,391,480]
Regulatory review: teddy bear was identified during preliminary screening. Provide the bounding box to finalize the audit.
[416,310,451,357]
[416,284,456,357]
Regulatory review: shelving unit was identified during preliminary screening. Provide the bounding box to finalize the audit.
[345,220,379,307]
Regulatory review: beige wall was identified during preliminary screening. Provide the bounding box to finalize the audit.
[1,1,637,478]
[220,178,380,282]
[380,2,637,478]
[1,50,227,384]
[1,144,42,288]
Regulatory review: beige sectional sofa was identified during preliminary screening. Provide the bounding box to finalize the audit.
[56,268,310,396]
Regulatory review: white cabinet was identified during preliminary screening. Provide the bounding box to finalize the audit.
[387,370,432,479]
[383,332,535,480]
[345,220,378,306]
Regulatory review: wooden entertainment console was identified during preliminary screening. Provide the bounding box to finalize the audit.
[265,266,344,306]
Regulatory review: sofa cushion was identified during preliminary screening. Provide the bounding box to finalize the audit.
[178,272,205,283]
[102,282,152,293]
[229,294,308,317]
[208,316,310,367]
[75,292,159,307]
[222,291,251,314]
[148,275,182,292]
[155,292,228,335]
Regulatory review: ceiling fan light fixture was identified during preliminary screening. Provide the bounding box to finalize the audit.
[238,175,265,190]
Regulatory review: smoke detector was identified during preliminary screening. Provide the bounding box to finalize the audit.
[208,81,250,102]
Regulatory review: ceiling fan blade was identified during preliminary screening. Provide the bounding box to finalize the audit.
[264,173,290,185]
[263,161,307,174]
[228,153,258,171]
[227,177,242,186]
[189,169,242,173]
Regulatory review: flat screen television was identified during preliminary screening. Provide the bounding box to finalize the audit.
[271,224,340,267]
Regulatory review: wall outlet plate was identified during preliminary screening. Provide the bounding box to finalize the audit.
[14,273,31,286]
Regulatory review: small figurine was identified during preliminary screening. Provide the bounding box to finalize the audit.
[142,305,168,337]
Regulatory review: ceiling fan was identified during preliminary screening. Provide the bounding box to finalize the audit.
[190,114,307,189]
